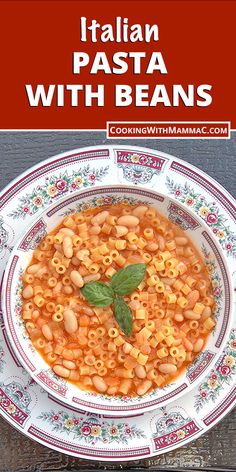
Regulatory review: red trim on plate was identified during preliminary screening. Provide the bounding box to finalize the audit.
[103,413,144,419]
[170,161,236,221]
[48,395,144,418]
[202,231,231,348]
[18,219,46,251]
[48,395,86,415]
[0,149,110,211]
[153,419,200,451]
[37,371,67,397]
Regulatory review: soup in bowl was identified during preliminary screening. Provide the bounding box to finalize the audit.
[2,185,233,415]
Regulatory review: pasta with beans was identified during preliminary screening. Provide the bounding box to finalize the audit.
[21,204,215,396]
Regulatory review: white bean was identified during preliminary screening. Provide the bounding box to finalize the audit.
[53,364,70,379]
[184,310,201,320]
[60,228,75,236]
[137,379,152,396]
[174,313,184,322]
[146,243,159,252]
[69,370,80,381]
[70,270,84,288]
[201,306,212,321]
[91,211,109,226]
[76,249,90,261]
[62,348,74,360]
[117,215,139,227]
[63,309,78,334]
[193,338,204,352]
[37,267,48,277]
[92,375,107,393]
[27,263,42,274]
[107,386,118,395]
[41,324,53,341]
[135,365,146,379]
[89,225,101,235]
[132,205,148,217]
[22,285,33,299]
[63,236,73,258]
[123,343,132,354]
[175,237,188,246]
[114,225,129,237]
[158,363,177,374]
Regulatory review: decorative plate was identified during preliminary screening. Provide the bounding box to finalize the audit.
[2,185,233,416]
[0,145,235,460]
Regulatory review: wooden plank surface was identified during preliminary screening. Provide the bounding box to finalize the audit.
[0,132,235,471]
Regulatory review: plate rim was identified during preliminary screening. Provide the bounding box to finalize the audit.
[1,183,234,415]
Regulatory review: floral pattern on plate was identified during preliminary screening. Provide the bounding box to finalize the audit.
[38,411,146,445]
[116,151,167,185]
[37,369,68,397]
[166,177,236,257]
[14,271,34,345]
[61,194,150,216]
[194,329,236,411]
[8,165,109,220]
[151,406,201,450]
[0,346,5,373]
[154,422,199,450]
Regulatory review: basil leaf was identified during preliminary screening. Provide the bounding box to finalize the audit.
[81,282,114,307]
[111,263,146,296]
[114,296,132,337]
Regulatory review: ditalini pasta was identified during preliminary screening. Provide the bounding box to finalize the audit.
[21,204,215,396]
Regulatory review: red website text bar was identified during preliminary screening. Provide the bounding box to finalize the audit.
[107,122,230,139]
